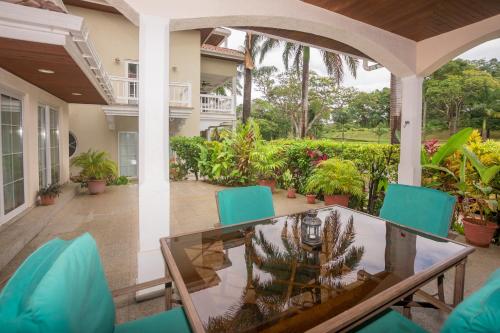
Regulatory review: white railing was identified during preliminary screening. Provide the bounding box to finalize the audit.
[110,76,138,104]
[200,94,234,114]
[170,82,192,108]
[109,77,192,107]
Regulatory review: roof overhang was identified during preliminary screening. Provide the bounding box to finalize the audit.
[200,44,245,63]
[0,1,114,104]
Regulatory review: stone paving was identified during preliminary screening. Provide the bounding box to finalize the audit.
[1,180,499,331]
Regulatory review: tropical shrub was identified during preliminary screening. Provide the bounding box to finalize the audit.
[170,136,205,180]
[305,159,364,198]
[250,144,286,181]
[71,149,117,181]
[280,170,294,190]
[198,120,260,185]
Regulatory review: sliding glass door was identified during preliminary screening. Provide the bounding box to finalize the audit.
[38,105,60,188]
[1,92,25,220]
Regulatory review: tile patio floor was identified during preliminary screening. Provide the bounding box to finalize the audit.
[1,180,499,331]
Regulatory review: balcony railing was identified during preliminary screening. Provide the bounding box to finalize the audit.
[109,77,192,107]
[200,94,234,114]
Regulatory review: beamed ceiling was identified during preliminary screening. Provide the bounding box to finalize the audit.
[0,37,107,104]
[302,0,500,41]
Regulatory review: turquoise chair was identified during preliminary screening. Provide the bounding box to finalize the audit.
[380,184,457,314]
[380,184,456,238]
[353,268,500,333]
[0,233,191,333]
[216,185,275,226]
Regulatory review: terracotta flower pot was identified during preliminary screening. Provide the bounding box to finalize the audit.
[287,188,296,199]
[87,180,106,195]
[40,195,55,206]
[258,179,276,193]
[463,217,498,248]
[306,194,316,204]
[324,194,350,207]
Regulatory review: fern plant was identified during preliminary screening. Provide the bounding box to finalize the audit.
[250,144,286,180]
[305,159,363,197]
[71,149,117,181]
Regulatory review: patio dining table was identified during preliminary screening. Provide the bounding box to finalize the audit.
[160,206,475,333]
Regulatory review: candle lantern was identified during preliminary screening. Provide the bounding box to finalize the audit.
[301,211,322,247]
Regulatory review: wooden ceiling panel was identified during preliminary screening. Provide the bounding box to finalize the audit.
[0,37,107,104]
[237,27,371,60]
[302,0,500,41]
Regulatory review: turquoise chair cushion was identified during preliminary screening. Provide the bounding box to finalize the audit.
[0,233,115,333]
[115,307,191,333]
[217,186,275,226]
[441,268,500,333]
[353,309,427,333]
[380,184,456,237]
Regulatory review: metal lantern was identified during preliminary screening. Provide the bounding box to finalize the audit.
[301,211,322,247]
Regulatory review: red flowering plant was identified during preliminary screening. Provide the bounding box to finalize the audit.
[423,139,440,156]
[306,148,329,166]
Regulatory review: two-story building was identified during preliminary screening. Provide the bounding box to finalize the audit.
[0,0,242,226]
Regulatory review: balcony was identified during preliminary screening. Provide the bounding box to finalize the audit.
[109,76,192,108]
[107,76,236,127]
[200,94,234,114]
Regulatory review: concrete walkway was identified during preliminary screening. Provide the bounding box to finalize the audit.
[0,181,499,330]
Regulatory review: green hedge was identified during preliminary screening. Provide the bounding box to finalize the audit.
[170,136,205,180]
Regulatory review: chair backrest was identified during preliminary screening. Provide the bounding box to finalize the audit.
[0,233,115,333]
[216,186,275,226]
[441,268,500,333]
[380,184,456,237]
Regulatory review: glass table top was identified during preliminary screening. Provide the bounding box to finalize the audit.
[165,206,469,333]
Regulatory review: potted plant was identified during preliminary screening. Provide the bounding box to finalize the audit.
[305,159,364,207]
[71,149,118,195]
[459,147,499,247]
[281,170,296,198]
[306,193,317,204]
[37,183,62,206]
[251,145,286,193]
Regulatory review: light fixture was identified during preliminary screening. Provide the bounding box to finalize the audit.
[71,92,83,96]
[38,69,55,74]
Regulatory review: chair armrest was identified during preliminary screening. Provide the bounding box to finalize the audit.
[111,277,171,297]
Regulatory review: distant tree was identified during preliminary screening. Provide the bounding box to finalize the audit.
[346,88,390,128]
[259,39,359,138]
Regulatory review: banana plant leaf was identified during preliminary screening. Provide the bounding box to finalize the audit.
[430,128,473,165]
[461,146,500,185]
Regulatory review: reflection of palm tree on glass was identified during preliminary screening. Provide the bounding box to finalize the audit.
[206,210,364,332]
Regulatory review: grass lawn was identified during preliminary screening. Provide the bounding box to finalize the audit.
[324,128,500,144]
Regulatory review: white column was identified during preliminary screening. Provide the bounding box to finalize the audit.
[398,75,423,186]
[137,14,170,292]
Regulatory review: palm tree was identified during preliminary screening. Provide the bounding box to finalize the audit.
[260,39,359,138]
[241,33,264,124]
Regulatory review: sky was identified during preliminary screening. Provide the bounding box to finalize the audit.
[226,29,499,102]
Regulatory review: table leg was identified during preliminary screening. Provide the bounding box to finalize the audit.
[453,260,466,307]
[437,274,445,303]
[403,294,413,319]
[165,261,173,310]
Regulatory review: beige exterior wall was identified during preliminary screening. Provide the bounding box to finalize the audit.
[170,30,201,136]
[68,105,117,176]
[201,56,239,79]
[66,5,139,77]
[0,68,69,219]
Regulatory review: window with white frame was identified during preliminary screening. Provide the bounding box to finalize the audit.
[38,105,60,188]
[1,93,25,216]
[126,61,139,104]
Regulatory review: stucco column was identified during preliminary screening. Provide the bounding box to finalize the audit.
[137,14,170,292]
[398,75,424,186]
